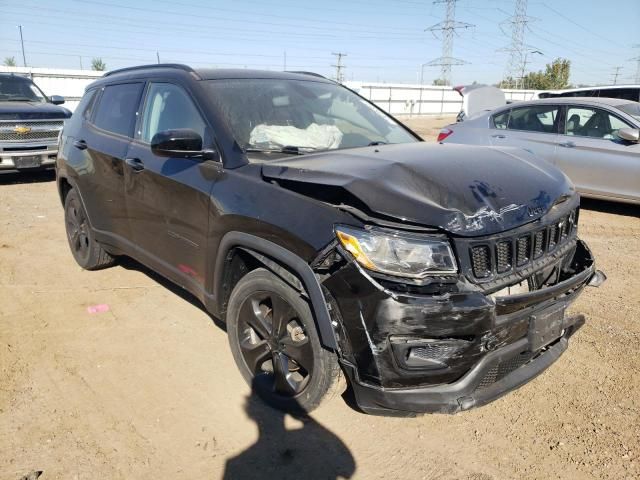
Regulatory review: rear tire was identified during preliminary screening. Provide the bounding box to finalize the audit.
[64,188,114,270]
[226,268,341,413]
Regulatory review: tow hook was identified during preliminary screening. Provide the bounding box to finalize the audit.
[588,270,607,288]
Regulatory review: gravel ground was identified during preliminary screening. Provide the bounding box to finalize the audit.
[1,117,639,479]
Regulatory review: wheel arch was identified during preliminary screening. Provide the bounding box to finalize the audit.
[213,231,337,350]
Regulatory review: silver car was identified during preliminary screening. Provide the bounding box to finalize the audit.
[439,97,640,205]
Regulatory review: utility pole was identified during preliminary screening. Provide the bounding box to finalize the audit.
[18,25,27,67]
[79,56,83,70]
[611,66,623,85]
[283,51,287,71]
[500,0,535,88]
[156,51,160,64]
[331,52,347,83]
[425,0,473,86]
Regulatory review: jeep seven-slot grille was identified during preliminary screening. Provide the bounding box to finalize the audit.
[469,209,577,280]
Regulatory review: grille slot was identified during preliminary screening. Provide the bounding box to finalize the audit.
[495,241,512,273]
[533,230,545,259]
[466,208,578,280]
[516,236,531,266]
[547,224,557,250]
[471,245,491,278]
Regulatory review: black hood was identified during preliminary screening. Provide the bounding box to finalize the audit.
[261,143,575,237]
[0,101,71,120]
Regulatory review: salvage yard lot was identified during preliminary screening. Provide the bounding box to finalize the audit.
[1,117,639,479]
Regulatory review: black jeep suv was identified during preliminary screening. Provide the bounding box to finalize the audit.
[56,64,603,415]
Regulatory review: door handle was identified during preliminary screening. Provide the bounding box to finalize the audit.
[491,134,506,139]
[73,139,87,150]
[125,157,145,172]
[559,141,576,148]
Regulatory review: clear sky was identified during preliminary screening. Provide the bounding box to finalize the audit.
[0,0,638,86]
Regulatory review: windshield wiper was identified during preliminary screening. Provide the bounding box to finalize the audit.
[244,145,317,155]
[368,141,388,146]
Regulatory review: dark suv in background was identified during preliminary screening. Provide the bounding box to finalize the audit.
[56,64,603,416]
[0,73,69,173]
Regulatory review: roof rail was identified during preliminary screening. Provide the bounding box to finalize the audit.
[286,71,329,80]
[104,63,199,78]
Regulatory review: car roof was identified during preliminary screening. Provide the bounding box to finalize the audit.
[93,63,333,86]
[501,96,637,109]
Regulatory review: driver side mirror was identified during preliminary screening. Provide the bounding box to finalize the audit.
[618,128,640,143]
[151,129,217,160]
[50,95,65,105]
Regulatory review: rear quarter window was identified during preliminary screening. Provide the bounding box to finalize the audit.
[92,83,144,137]
[492,110,510,129]
[63,89,97,133]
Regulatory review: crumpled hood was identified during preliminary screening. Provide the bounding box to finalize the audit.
[261,142,575,237]
[0,101,71,120]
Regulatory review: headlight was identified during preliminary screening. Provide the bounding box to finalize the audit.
[335,225,457,278]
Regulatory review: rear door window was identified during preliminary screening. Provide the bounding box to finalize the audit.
[92,83,144,137]
[507,105,559,133]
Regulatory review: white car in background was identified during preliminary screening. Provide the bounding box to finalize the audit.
[439,97,640,205]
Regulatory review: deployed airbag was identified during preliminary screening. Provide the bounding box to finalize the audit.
[250,123,343,150]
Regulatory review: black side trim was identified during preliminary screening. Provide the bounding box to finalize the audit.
[214,231,337,350]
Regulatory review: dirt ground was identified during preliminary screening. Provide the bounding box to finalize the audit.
[1,117,639,479]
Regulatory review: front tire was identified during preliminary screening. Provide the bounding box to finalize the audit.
[64,188,114,270]
[226,268,341,413]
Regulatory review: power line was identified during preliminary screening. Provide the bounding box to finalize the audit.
[425,0,474,86]
[331,52,347,83]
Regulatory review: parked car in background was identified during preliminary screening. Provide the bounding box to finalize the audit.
[538,84,640,102]
[439,97,640,205]
[0,73,70,174]
[56,64,603,416]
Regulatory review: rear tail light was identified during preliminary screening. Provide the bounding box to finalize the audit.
[437,128,453,142]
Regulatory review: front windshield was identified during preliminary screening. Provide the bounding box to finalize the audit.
[618,103,640,122]
[0,76,47,102]
[204,78,417,153]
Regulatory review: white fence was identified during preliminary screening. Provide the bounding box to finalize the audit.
[345,81,540,117]
[1,66,540,115]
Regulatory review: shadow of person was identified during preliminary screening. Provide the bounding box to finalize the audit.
[223,382,356,480]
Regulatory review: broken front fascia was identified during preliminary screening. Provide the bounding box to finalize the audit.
[314,226,598,413]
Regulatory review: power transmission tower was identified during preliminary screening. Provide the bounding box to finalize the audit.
[611,66,623,85]
[631,44,640,84]
[331,52,347,83]
[425,0,473,86]
[500,0,535,88]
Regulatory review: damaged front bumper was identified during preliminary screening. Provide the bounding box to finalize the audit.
[322,239,600,415]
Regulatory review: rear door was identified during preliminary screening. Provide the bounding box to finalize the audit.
[124,81,220,291]
[77,82,144,241]
[489,104,561,165]
[555,105,640,200]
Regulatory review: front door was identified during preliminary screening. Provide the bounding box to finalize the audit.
[124,82,220,292]
[555,105,640,200]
